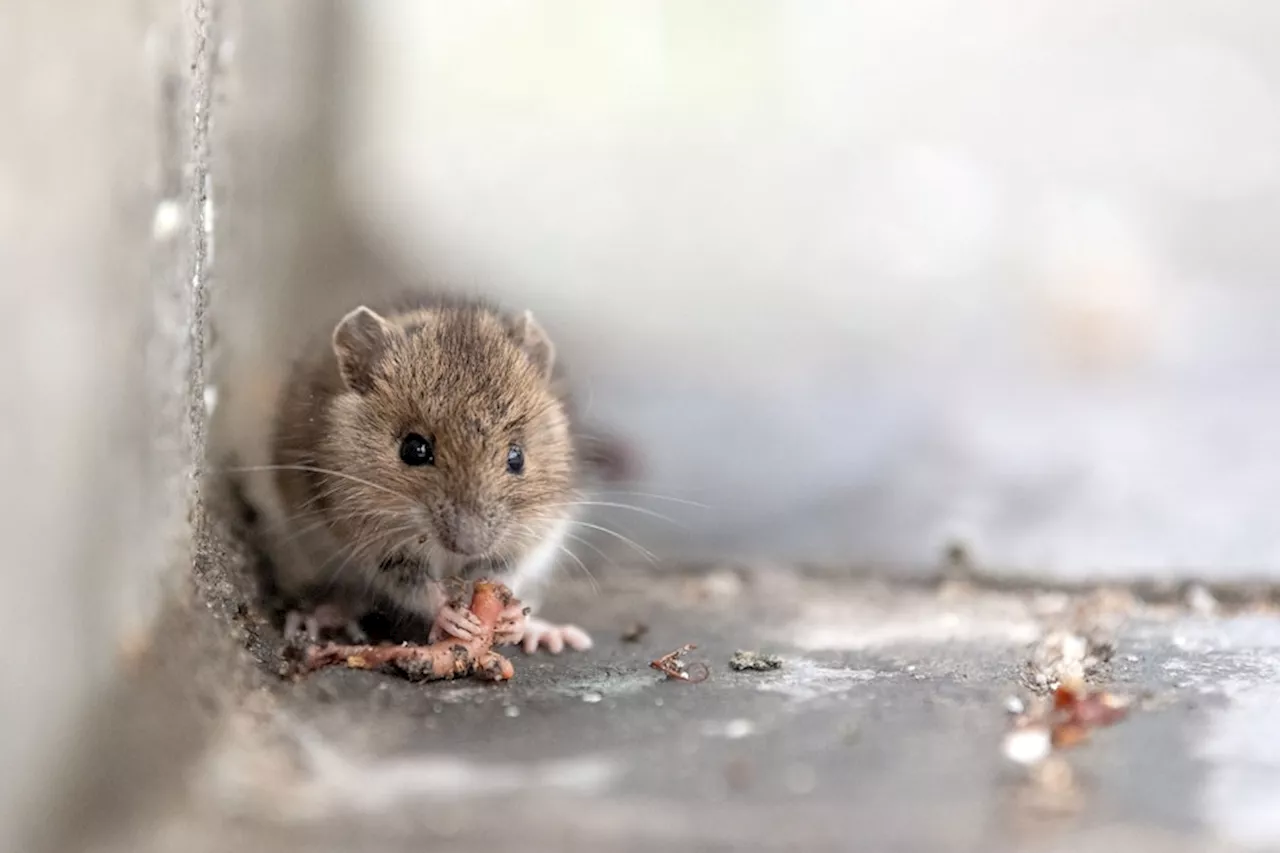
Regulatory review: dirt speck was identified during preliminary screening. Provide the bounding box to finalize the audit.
[729,649,784,672]
[620,622,649,643]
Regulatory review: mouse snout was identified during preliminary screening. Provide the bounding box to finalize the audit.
[438,507,494,557]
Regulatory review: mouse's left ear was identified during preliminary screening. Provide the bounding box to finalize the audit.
[506,310,555,380]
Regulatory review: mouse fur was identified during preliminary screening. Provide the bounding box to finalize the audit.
[247,293,595,653]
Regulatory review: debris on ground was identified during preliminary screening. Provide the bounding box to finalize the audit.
[292,581,516,683]
[620,622,649,643]
[1021,590,1128,694]
[1002,679,1131,766]
[1021,629,1113,693]
[729,649,783,672]
[1184,583,1219,616]
[650,643,710,683]
[940,539,977,581]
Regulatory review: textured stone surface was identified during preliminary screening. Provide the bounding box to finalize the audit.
[73,567,1280,853]
[0,1,214,850]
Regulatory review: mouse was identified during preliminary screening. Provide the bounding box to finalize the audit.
[247,293,599,654]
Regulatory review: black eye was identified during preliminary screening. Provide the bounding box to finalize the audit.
[399,433,434,466]
[506,444,525,475]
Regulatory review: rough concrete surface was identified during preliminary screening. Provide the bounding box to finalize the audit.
[60,533,1280,853]
[0,1,213,850]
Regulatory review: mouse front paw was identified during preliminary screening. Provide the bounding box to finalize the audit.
[284,602,367,644]
[493,601,530,647]
[521,617,593,655]
[427,601,484,643]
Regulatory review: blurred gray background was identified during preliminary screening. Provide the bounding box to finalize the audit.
[218,0,1280,580]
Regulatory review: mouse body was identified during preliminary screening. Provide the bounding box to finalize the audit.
[248,293,593,653]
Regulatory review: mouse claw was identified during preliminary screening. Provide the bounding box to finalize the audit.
[521,618,593,655]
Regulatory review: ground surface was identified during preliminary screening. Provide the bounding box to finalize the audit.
[78,558,1280,853]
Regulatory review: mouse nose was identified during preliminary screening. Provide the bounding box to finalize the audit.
[442,508,492,556]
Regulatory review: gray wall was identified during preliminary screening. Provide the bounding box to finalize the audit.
[0,0,211,849]
[328,0,1280,580]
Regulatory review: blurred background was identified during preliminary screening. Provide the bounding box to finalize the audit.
[219,0,1280,579]
[6,1,1280,850]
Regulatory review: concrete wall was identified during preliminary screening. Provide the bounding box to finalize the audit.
[0,1,212,849]
[332,0,1280,580]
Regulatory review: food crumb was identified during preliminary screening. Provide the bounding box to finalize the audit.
[651,644,710,683]
[729,649,783,672]
[1002,681,1131,765]
[1022,629,1113,694]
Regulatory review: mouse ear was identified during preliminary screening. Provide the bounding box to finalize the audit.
[332,306,398,393]
[507,310,555,379]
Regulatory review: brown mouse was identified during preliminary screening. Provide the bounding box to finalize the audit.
[248,294,598,653]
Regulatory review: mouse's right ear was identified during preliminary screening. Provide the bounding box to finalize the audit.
[333,306,398,393]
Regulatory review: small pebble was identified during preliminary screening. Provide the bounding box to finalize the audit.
[582,692,603,704]
[1004,696,1026,715]
[723,719,755,739]
[1125,654,1139,663]
[504,705,520,718]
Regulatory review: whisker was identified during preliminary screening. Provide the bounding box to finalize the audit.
[555,542,599,596]
[544,501,684,527]
[582,490,710,509]
[563,519,659,566]
[266,505,407,547]
[225,464,420,510]
[560,530,614,567]
[319,523,422,590]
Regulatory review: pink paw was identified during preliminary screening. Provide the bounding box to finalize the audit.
[428,602,483,643]
[521,617,593,655]
[494,602,530,647]
[284,603,366,643]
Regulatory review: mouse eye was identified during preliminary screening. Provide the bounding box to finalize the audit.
[506,444,525,475]
[399,433,435,467]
